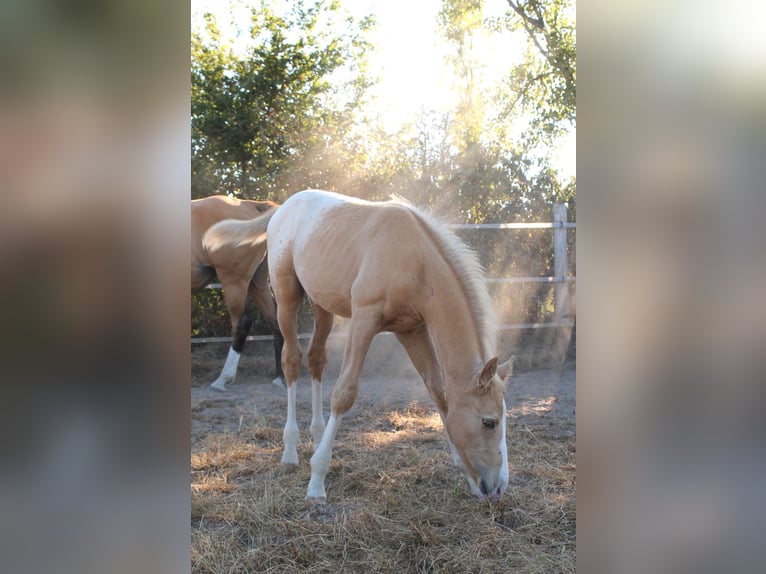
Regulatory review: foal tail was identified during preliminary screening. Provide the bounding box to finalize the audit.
[203,207,278,253]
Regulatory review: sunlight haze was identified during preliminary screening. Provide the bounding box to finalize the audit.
[192,0,575,179]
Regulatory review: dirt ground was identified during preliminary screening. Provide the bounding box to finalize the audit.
[191,336,575,572]
[191,334,575,444]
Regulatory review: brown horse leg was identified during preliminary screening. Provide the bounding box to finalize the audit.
[211,277,249,391]
[307,303,334,446]
[249,257,284,387]
[274,273,304,465]
[191,263,216,294]
[307,306,381,501]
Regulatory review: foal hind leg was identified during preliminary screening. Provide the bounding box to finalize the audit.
[273,274,304,465]
[307,306,381,501]
[249,257,285,388]
[307,304,334,446]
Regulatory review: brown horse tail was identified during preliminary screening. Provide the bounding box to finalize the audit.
[202,207,278,253]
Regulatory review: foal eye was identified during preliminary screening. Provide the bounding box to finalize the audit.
[482,417,497,430]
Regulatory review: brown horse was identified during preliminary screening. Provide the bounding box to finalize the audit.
[204,190,513,502]
[191,195,283,390]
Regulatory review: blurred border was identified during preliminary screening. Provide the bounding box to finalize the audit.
[579,1,766,572]
[4,0,766,571]
[0,1,191,572]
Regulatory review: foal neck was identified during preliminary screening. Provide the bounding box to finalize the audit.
[421,264,489,395]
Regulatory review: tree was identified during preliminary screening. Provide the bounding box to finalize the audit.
[434,0,575,210]
[493,0,575,146]
[191,0,373,200]
[501,0,576,210]
[438,0,486,150]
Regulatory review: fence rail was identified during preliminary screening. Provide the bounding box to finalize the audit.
[191,318,577,345]
[449,222,576,230]
[205,276,575,290]
[193,209,575,343]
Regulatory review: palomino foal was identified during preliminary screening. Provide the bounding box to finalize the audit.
[191,195,283,390]
[205,190,513,502]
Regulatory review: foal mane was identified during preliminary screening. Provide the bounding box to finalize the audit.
[388,196,499,363]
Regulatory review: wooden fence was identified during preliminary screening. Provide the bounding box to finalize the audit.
[192,204,575,344]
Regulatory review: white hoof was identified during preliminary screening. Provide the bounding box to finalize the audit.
[272,376,286,389]
[306,478,326,501]
[210,380,226,392]
[281,450,299,465]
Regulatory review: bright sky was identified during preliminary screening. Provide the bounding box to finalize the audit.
[346,0,527,131]
[347,0,462,130]
[191,0,575,179]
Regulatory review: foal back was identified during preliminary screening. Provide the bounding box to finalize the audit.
[268,190,431,327]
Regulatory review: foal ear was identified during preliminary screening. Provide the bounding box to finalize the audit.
[497,356,515,381]
[475,357,498,390]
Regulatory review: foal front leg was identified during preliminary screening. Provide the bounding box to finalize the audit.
[396,328,464,469]
[306,307,380,502]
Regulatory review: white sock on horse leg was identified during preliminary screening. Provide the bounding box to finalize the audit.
[438,412,464,468]
[307,413,343,500]
[281,383,300,464]
[211,347,240,391]
[309,379,326,445]
[498,400,510,491]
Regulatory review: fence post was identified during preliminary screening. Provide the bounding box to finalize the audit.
[552,203,569,321]
[552,203,573,366]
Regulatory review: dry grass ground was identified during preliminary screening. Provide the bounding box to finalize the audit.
[191,342,575,573]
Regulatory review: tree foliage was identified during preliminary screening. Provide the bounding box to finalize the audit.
[504,0,575,215]
[192,0,373,199]
[492,0,576,146]
[428,0,575,220]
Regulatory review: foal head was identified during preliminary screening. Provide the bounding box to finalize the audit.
[445,357,513,502]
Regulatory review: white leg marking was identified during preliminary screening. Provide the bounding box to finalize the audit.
[497,400,510,497]
[443,421,483,498]
[281,383,299,465]
[309,379,326,445]
[439,412,465,470]
[437,412,463,467]
[211,347,240,391]
[306,413,343,500]
[448,440,463,468]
